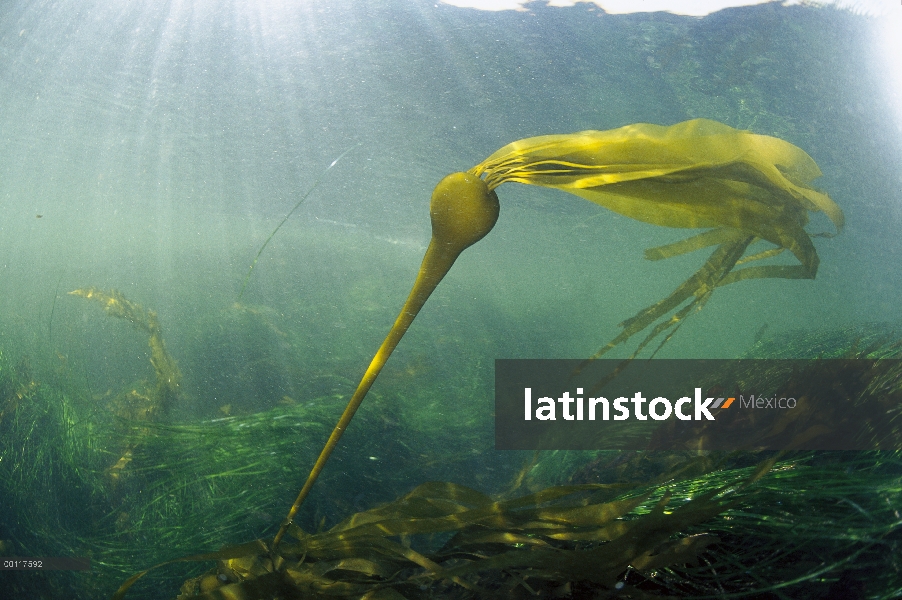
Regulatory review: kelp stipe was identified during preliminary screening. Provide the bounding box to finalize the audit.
[272,172,499,548]
[279,119,841,542]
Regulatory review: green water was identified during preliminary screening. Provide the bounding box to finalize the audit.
[1,1,901,598]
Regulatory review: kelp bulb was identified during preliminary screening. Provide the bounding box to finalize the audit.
[430,171,499,255]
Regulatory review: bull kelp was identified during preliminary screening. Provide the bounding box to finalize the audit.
[281,119,843,542]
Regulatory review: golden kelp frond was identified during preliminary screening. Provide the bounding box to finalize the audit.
[470,119,843,359]
[470,119,842,232]
[470,119,841,268]
[594,231,756,362]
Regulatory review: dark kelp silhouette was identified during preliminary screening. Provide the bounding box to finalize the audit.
[69,288,182,481]
[113,462,776,599]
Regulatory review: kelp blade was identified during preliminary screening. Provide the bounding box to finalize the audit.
[471,119,841,227]
[470,119,844,358]
[470,119,842,273]
[161,476,749,599]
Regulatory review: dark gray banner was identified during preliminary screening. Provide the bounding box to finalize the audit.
[495,359,902,451]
